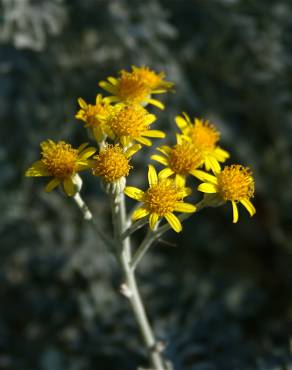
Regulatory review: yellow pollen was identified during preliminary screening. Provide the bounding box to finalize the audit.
[41,141,79,178]
[217,165,255,201]
[168,142,203,175]
[117,71,151,103]
[92,145,131,182]
[109,105,152,138]
[133,67,164,89]
[191,120,220,150]
[144,180,179,216]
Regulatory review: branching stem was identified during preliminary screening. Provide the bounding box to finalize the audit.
[110,191,167,370]
[74,191,206,370]
[73,192,116,251]
[130,200,206,271]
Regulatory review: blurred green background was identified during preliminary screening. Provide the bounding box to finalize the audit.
[1,0,292,369]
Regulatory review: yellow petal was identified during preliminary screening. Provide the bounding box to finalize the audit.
[214,147,230,161]
[240,198,256,217]
[182,112,191,123]
[124,186,145,201]
[132,207,149,221]
[104,96,120,103]
[124,144,141,158]
[107,76,118,85]
[174,202,196,213]
[144,113,157,125]
[95,94,103,104]
[151,154,168,166]
[148,165,158,186]
[79,146,96,159]
[78,97,87,109]
[175,174,186,187]
[176,133,187,145]
[158,167,174,179]
[149,213,159,230]
[175,116,188,131]
[151,89,167,94]
[78,143,89,152]
[99,81,116,94]
[142,130,165,138]
[76,162,91,171]
[25,160,49,177]
[45,178,61,192]
[75,110,85,121]
[165,213,182,233]
[157,145,172,156]
[120,136,132,147]
[135,136,152,146]
[198,183,217,193]
[205,156,221,174]
[182,187,192,197]
[232,201,239,223]
[190,169,218,184]
[95,112,106,121]
[146,98,165,110]
[63,178,76,197]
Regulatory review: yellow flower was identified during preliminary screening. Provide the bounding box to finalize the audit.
[195,164,256,223]
[131,65,173,92]
[75,94,112,142]
[151,135,203,186]
[124,165,196,233]
[92,144,141,183]
[25,140,96,196]
[105,104,165,147]
[175,113,230,173]
[99,68,168,109]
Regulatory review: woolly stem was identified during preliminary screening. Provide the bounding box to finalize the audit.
[110,191,167,370]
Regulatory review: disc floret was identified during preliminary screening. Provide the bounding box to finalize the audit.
[217,165,255,202]
[25,140,96,196]
[114,70,151,104]
[131,66,173,92]
[124,165,196,232]
[195,164,256,223]
[75,94,112,142]
[175,113,230,173]
[92,144,140,183]
[106,104,165,147]
[99,66,172,109]
[151,135,203,185]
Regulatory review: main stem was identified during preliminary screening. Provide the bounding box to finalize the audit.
[111,191,167,370]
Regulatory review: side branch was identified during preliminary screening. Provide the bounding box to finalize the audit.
[130,200,206,271]
[73,192,116,250]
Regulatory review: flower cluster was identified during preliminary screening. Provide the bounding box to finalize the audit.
[148,110,255,225]
[25,65,255,231]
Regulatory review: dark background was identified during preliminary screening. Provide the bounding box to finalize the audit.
[1,0,292,369]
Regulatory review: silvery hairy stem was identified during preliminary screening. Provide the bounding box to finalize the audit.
[110,191,168,370]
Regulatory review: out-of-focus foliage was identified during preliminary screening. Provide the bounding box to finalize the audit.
[0,0,292,369]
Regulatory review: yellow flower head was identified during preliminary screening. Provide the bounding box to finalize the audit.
[25,140,96,196]
[99,68,169,109]
[105,104,165,147]
[124,165,196,232]
[131,66,173,92]
[91,144,141,183]
[195,164,256,223]
[151,135,203,186]
[175,113,230,173]
[75,94,112,142]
